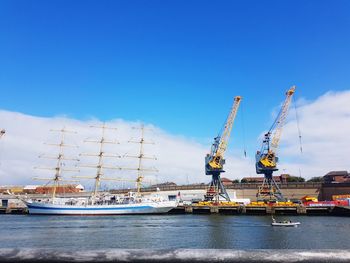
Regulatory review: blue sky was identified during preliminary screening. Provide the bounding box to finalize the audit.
[1,0,349,149]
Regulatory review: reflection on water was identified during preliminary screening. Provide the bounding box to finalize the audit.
[0,215,349,249]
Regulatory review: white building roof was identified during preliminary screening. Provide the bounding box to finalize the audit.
[23,185,40,190]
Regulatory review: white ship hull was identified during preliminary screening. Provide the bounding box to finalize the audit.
[25,200,177,215]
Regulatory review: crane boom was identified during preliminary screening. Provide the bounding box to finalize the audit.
[208,96,242,170]
[270,86,295,153]
[259,87,295,168]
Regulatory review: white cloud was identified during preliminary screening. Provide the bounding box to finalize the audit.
[0,111,219,188]
[279,90,350,178]
[0,90,349,188]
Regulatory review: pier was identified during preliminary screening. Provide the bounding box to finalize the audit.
[169,204,341,216]
[1,182,350,216]
[0,207,27,214]
[0,204,349,216]
[0,204,346,216]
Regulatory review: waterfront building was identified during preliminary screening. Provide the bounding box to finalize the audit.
[323,171,350,183]
[241,174,289,183]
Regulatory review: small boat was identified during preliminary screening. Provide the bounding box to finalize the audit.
[271,216,300,227]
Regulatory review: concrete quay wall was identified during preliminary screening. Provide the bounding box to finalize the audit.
[111,182,322,201]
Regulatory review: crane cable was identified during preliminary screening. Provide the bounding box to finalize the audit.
[0,130,5,167]
[0,139,3,167]
[293,95,303,154]
[240,101,247,158]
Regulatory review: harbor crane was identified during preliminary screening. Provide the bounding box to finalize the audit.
[204,96,242,202]
[255,86,295,201]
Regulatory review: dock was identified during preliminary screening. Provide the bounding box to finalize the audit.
[0,207,28,214]
[169,204,345,216]
[1,204,349,216]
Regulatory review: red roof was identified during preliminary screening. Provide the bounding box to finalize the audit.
[221,177,233,182]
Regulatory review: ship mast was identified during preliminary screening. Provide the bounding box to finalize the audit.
[34,127,79,202]
[73,122,121,202]
[124,124,158,196]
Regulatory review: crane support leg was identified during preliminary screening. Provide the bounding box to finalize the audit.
[205,173,230,202]
[257,173,284,201]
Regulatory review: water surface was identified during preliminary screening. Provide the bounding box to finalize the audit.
[1,215,349,249]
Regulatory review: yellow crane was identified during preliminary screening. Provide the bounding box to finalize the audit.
[255,86,296,201]
[205,96,242,202]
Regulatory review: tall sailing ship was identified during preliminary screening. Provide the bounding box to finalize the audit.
[22,124,177,215]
